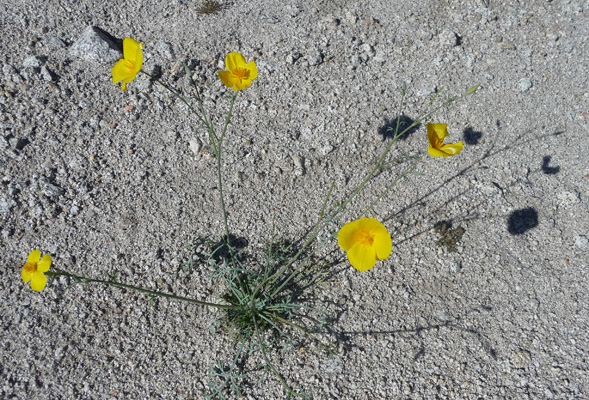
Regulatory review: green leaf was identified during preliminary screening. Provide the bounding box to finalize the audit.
[466,85,479,95]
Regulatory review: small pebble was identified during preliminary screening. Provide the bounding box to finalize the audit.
[518,78,532,92]
[307,50,323,66]
[155,41,175,59]
[189,138,202,155]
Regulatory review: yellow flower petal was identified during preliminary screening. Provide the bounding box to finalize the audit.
[27,250,41,264]
[245,61,258,81]
[338,219,361,251]
[427,123,463,157]
[428,145,450,157]
[232,79,249,91]
[123,38,143,63]
[338,218,392,270]
[431,123,449,140]
[37,254,52,273]
[22,266,32,283]
[112,59,130,84]
[373,230,392,260]
[440,142,463,155]
[133,45,143,75]
[347,242,377,271]
[122,75,137,91]
[427,123,447,147]
[225,52,246,71]
[218,70,235,89]
[112,38,143,91]
[218,53,257,91]
[30,271,47,292]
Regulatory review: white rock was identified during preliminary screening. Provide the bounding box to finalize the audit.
[189,138,202,155]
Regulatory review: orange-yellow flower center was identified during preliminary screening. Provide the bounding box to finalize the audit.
[24,262,37,274]
[232,68,250,80]
[357,230,375,246]
[123,59,135,73]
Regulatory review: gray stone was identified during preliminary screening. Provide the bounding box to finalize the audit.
[43,35,66,48]
[320,358,344,374]
[417,84,437,97]
[306,50,323,66]
[556,190,580,208]
[155,41,175,59]
[573,235,588,248]
[40,66,55,82]
[69,26,122,64]
[39,177,64,197]
[0,199,17,213]
[189,138,202,155]
[78,99,93,109]
[360,43,375,56]
[23,55,47,68]
[291,155,305,176]
[512,350,531,368]
[439,29,460,47]
[8,137,26,150]
[518,78,533,92]
[285,51,302,64]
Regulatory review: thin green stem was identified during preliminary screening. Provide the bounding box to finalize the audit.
[144,68,238,252]
[46,270,238,310]
[262,312,333,358]
[266,87,468,290]
[265,119,419,294]
[251,182,334,301]
[216,93,238,241]
[309,182,335,240]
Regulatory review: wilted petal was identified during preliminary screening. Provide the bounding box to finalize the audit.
[123,38,143,63]
[427,123,447,147]
[112,38,143,91]
[427,123,462,158]
[122,75,137,91]
[428,145,450,157]
[440,142,463,156]
[112,59,130,84]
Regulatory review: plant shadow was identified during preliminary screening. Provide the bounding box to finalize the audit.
[378,115,421,141]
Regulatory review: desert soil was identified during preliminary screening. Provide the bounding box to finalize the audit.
[1,0,588,399]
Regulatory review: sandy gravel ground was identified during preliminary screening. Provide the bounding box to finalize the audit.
[1,0,588,399]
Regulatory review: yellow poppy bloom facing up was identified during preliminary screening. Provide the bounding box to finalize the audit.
[427,123,464,157]
[218,52,258,91]
[338,218,392,271]
[21,250,52,292]
[112,38,144,91]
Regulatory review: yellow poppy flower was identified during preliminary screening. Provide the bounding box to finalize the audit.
[338,218,392,271]
[427,123,463,157]
[112,38,144,91]
[21,250,52,292]
[218,52,258,91]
